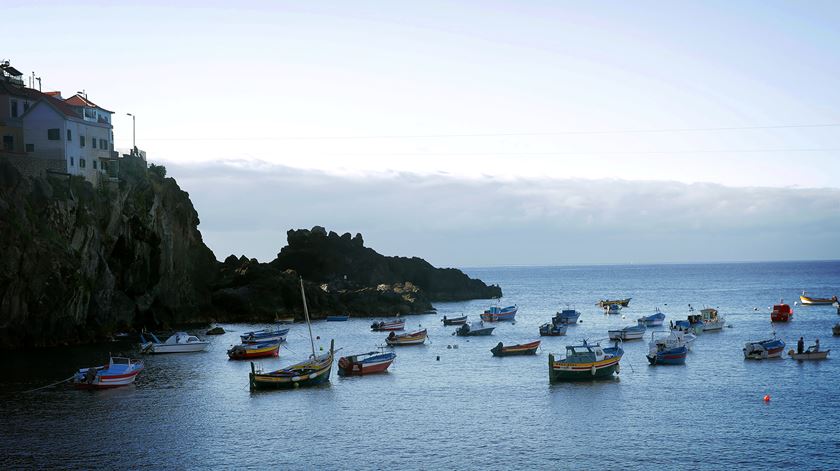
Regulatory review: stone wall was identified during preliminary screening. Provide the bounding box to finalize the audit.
[0,153,65,178]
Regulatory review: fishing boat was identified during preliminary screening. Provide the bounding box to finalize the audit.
[604,303,622,315]
[671,313,704,335]
[788,345,830,360]
[228,341,281,360]
[770,302,793,322]
[240,328,289,344]
[598,298,631,308]
[480,305,518,322]
[454,322,495,336]
[326,314,350,321]
[338,351,397,376]
[491,340,541,357]
[385,329,428,346]
[799,291,838,306]
[646,331,688,365]
[249,278,334,390]
[608,320,646,341]
[548,340,623,382]
[139,332,209,354]
[639,308,666,327]
[554,309,581,324]
[539,321,568,336]
[700,307,726,331]
[441,315,468,326]
[370,319,405,331]
[743,336,785,360]
[72,357,144,389]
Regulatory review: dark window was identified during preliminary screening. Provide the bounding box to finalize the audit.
[80,158,86,168]
[48,128,60,140]
[23,101,30,112]
[80,135,85,148]
[70,157,74,166]
[67,129,72,141]
[100,139,106,149]
[2,135,13,151]
[93,160,98,169]
[92,138,97,149]
[26,143,34,152]
[10,100,18,118]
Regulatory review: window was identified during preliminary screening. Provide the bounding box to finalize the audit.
[26,143,34,152]
[93,160,97,169]
[23,101,30,112]
[92,138,97,149]
[70,157,74,166]
[47,128,60,140]
[80,135,85,148]
[80,158,86,168]
[10,100,18,118]
[100,139,107,149]
[2,135,13,151]
[67,129,72,141]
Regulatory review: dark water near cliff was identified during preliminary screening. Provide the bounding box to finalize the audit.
[2,261,840,470]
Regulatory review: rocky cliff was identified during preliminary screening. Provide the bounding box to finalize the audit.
[0,159,502,348]
[0,157,217,348]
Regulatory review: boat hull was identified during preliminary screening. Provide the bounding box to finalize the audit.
[338,353,396,376]
[143,343,209,354]
[800,295,837,305]
[789,349,830,360]
[442,316,468,325]
[548,354,621,382]
[326,316,349,321]
[702,321,726,331]
[73,359,144,389]
[371,321,405,331]
[385,330,427,346]
[455,325,495,336]
[228,343,281,360]
[647,346,688,365]
[250,365,333,389]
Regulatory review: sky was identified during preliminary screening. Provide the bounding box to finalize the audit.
[5,1,840,266]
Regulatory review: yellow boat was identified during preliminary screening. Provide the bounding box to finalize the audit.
[799,291,838,305]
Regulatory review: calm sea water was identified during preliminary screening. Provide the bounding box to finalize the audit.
[2,261,840,470]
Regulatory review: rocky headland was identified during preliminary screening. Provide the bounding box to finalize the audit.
[0,158,501,348]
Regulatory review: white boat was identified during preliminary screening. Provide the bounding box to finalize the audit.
[139,332,209,354]
[789,346,830,360]
[700,307,725,331]
[655,329,696,351]
[608,320,646,340]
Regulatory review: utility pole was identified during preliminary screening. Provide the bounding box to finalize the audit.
[126,113,136,151]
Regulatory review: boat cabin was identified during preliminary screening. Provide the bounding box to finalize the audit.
[563,344,606,363]
[166,332,201,344]
[772,304,791,315]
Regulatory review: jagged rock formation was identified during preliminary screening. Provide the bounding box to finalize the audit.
[273,226,502,301]
[0,157,217,348]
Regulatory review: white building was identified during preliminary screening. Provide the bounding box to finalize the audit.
[22,91,115,183]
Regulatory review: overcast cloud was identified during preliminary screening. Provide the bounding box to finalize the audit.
[163,160,840,267]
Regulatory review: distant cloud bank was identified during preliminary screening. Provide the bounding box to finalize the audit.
[165,160,840,266]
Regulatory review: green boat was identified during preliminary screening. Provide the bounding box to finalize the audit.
[548,340,624,382]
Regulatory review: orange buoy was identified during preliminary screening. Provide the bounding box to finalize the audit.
[763,394,771,402]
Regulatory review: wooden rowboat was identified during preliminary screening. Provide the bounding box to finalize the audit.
[799,292,838,305]
[338,351,397,376]
[598,298,631,308]
[228,341,281,360]
[442,315,468,325]
[249,340,334,390]
[386,329,427,346]
[491,340,540,357]
[788,348,830,360]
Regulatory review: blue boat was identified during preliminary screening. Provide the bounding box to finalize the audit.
[639,309,666,327]
[326,315,350,321]
[240,328,289,344]
[646,332,688,365]
[554,309,581,324]
[539,322,568,336]
[480,305,518,322]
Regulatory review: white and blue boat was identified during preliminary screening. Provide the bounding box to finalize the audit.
[639,309,666,327]
[608,320,646,340]
[240,328,289,344]
[646,331,688,365]
[480,305,518,322]
[743,336,785,359]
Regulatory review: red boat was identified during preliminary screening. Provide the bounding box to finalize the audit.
[771,303,793,322]
[338,351,397,376]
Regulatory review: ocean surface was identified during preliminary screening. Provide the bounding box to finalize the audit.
[2,261,840,470]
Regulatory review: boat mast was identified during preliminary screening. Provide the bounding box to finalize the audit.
[299,276,317,358]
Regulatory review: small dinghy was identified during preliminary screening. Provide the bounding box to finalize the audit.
[554,309,581,324]
[454,322,495,337]
[385,329,428,346]
[441,315,468,326]
[140,332,209,354]
[743,336,786,360]
[228,341,281,360]
[608,320,646,341]
[370,319,405,331]
[73,357,144,389]
[240,328,289,344]
[338,351,397,376]
[491,340,540,357]
[789,346,830,360]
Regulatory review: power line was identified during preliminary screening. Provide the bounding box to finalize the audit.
[141,122,840,141]
[285,148,840,156]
